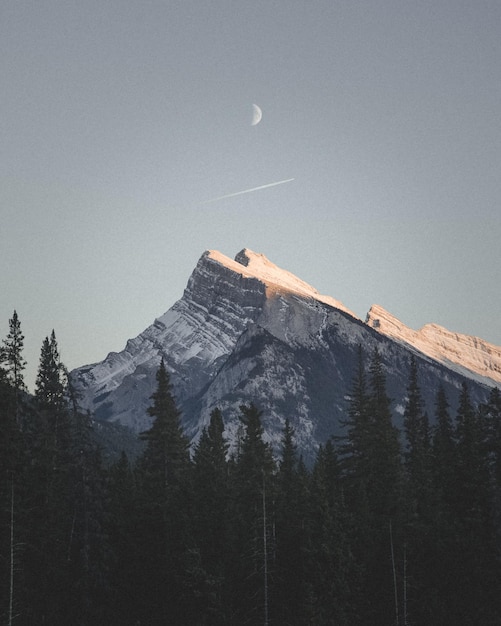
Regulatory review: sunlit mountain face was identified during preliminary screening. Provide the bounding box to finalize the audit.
[71,248,497,464]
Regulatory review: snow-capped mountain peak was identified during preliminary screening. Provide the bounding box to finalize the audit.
[71,248,499,461]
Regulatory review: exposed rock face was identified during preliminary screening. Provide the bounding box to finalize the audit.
[71,248,497,463]
[72,250,269,432]
[366,304,501,385]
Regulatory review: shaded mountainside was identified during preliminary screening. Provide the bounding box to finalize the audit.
[71,248,498,463]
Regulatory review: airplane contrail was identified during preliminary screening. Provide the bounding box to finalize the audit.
[202,177,295,204]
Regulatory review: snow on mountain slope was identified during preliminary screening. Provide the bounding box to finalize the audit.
[71,247,499,447]
[231,249,501,387]
[72,249,270,430]
[71,248,363,435]
[366,304,501,386]
[209,249,357,317]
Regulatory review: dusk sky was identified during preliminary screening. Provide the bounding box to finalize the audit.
[2,1,501,391]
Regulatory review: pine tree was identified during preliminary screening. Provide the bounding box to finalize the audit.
[67,408,110,624]
[431,384,455,492]
[450,383,501,623]
[193,407,228,486]
[0,371,23,624]
[107,452,137,625]
[1,310,26,425]
[356,347,403,624]
[482,386,501,487]
[340,345,371,478]
[229,403,275,625]
[0,315,29,623]
[418,384,459,625]
[134,358,192,624]
[272,419,309,625]
[33,330,72,478]
[24,331,75,623]
[191,407,230,623]
[403,355,430,483]
[339,344,372,528]
[139,358,190,485]
[278,418,296,478]
[304,440,355,625]
[0,313,24,489]
[35,330,66,412]
[454,382,486,517]
[366,346,402,519]
[401,358,437,625]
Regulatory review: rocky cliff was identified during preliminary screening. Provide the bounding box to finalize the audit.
[71,248,497,462]
[366,304,501,385]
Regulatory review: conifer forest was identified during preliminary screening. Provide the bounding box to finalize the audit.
[1,310,501,625]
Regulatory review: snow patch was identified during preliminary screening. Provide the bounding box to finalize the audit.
[208,249,358,318]
[366,304,501,386]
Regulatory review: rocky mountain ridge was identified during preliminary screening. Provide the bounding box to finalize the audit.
[366,303,501,386]
[71,248,499,462]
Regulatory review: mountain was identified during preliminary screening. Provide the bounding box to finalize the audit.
[366,303,501,386]
[71,248,499,463]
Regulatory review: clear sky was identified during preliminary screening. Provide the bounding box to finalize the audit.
[2,1,501,392]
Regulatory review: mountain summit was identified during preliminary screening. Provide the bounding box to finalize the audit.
[212,248,356,315]
[71,248,498,461]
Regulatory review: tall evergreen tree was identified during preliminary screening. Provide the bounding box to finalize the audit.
[482,386,501,488]
[1,310,26,425]
[340,345,371,488]
[431,384,455,489]
[342,344,402,517]
[33,330,72,478]
[366,346,402,518]
[339,343,373,596]
[403,355,430,482]
[304,440,356,625]
[229,403,275,625]
[24,331,76,623]
[359,347,403,624]
[0,350,24,624]
[139,358,190,485]
[191,407,231,624]
[401,357,437,625]
[67,407,110,624]
[134,358,192,624]
[454,382,487,516]
[0,313,24,484]
[422,384,460,624]
[193,407,228,486]
[448,383,501,624]
[35,330,66,412]
[107,451,137,625]
[272,419,309,625]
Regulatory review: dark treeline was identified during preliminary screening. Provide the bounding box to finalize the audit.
[1,311,501,625]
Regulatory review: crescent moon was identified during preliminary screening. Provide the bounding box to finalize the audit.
[251,103,262,126]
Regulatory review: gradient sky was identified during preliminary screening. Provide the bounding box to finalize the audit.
[2,1,501,391]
